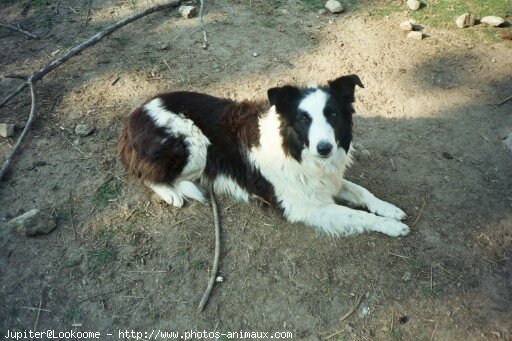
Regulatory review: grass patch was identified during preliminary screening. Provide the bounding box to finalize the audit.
[192,259,205,270]
[90,247,117,269]
[299,0,324,11]
[94,181,121,206]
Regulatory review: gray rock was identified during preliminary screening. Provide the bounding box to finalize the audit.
[8,209,56,236]
[400,20,414,31]
[325,0,344,14]
[0,123,15,138]
[407,31,423,40]
[407,0,421,10]
[75,124,94,136]
[456,13,475,28]
[352,143,371,160]
[178,5,198,19]
[480,16,505,27]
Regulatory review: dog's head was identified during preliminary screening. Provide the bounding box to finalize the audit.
[267,75,364,162]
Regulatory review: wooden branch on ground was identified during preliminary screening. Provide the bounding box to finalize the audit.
[198,189,221,311]
[0,0,182,181]
[497,95,512,106]
[0,23,39,39]
[0,80,37,181]
[198,0,208,49]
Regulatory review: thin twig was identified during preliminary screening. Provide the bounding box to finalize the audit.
[430,319,440,341]
[198,0,208,49]
[0,80,37,181]
[33,299,42,331]
[21,0,34,15]
[340,292,365,322]
[198,188,221,311]
[0,23,39,39]
[0,83,28,109]
[496,95,512,106]
[388,252,414,261]
[412,198,426,227]
[84,0,93,27]
[4,73,28,80]
[323,293,365,340]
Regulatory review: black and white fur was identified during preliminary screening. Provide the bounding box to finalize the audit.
[118,75,410,237]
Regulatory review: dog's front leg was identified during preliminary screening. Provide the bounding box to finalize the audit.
[335,179,407,221]
[294,204,409,237]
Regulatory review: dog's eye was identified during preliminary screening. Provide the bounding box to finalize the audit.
[298,112,310,123]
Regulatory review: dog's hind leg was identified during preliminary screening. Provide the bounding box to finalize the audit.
[147,180,206,207]
[335,179,406,221]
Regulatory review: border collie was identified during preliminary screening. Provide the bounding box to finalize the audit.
[118,75,409,237]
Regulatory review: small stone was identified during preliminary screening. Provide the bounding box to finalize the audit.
[8,209,56,236]
[160,43,170,50]
[75,124,94,136]
[407,31,423,40]
[318,8,327,15]
[0,123,15,138]
[400,20,414,31]
[325,0,344,14]
[253,52,259,57]
[456,13,475,28]
[480,16,505,27]
[178,5,198,19]
[215,276,224,282]
[407,0,421,11]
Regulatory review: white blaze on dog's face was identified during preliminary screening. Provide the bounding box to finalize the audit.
[297,88,336,158]
[267,75,364,163]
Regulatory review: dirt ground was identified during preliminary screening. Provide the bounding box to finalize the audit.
[1,0,511,339]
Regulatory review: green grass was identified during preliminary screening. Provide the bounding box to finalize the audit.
[94,181,121,206]
[367,0,510,42]
[90,247,116,269]
[408,0,511,28]
[299,0,324,11]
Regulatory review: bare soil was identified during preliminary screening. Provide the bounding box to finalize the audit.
[1,0,511,339]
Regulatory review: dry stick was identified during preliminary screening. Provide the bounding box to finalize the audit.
[0,0,182,110]
[0,23,39,39]
[497,95,512,106]
[0,0,183,179]
[4,73,28,80]
[198,189,221,312]
[198,0,208,49]
[0,82,28,109]
[412,198,426,227]
[323,293,365,340]
[0,80,37,181]
[21,0,35,15]
[33,299,43,332]
[84,0,93,27]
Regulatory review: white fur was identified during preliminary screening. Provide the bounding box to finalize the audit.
[210,175,250,203]
[299,89,336,157]
[144,98,210,179]
[147,181,205,207]
[249,106,409,237]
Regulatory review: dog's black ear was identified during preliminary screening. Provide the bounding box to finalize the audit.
[328,75,364,103]
[267,86,300,107]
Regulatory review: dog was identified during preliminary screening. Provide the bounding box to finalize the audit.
[118,75,409,237]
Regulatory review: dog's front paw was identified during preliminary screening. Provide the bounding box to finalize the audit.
[375,219,410,237]
[369,200,407,221]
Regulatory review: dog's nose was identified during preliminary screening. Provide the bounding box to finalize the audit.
[317,142,333,157]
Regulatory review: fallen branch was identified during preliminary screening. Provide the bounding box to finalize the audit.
[198,189,221,311]
[0,80,37,181]
[198,0,208,49]
[1,0,182,110]
[0,23,39,39]
[496,94,512,106]
[0,0,182,180]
